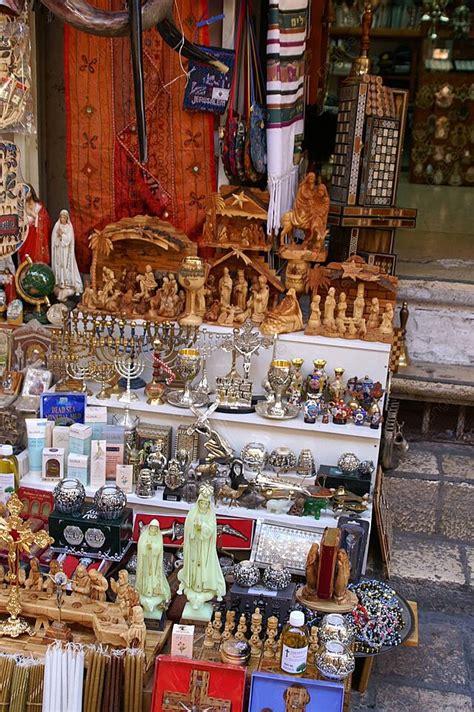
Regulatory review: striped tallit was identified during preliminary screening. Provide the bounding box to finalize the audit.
[266,0,309,233]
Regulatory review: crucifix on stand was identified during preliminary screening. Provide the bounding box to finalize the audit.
[162,669,231,712]
[0,493,54,637]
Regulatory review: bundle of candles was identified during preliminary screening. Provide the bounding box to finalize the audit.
[43,642,85,712]
[42,642,145,712]
[0,653,44,712]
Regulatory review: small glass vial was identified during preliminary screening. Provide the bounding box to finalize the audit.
[280,610,309,675]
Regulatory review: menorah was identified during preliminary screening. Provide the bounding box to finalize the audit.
[115,352,145,403]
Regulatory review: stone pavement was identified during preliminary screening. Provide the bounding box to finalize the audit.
[351,440,474,711]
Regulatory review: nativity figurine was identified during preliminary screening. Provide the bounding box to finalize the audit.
[249,275,270,325]
[135,519,171,618]
[261,288,304,335]
[51,209,83,301]
[177,484,226,621]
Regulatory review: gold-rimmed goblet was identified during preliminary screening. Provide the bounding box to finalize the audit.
[166,348,207,408]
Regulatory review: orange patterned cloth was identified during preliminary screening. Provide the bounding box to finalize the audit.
[64,0,216,272]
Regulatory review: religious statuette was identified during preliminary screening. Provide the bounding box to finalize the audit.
[279,172,329,260]
[261,289,304,336]
[51,210,83,302]
[177,484,226,621]
[296,529,358,613]
[0,493,54,637]
[135,519,171,618]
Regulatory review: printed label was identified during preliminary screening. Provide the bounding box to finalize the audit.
[281,644,308,674]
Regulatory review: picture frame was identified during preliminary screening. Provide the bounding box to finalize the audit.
[249,671,344,712]
[11,320,55,371]
[136,423,172,461]
[151,655,246,712]
[251,521,321,575]
[15,366,53,412]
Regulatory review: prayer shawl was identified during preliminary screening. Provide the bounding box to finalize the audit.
[266,0,309,233]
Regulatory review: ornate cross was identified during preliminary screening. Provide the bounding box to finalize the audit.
[0,493,54,637]
[162,669,231,712]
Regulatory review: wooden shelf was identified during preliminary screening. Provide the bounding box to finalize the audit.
[330,26,422,39]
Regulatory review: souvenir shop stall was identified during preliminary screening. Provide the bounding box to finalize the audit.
[0,0,418,710]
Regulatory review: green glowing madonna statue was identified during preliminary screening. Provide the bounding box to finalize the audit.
[135,519,171,619]
[178,484,226,621]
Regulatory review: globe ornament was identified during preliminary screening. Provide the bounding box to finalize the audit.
[15,255,55,323]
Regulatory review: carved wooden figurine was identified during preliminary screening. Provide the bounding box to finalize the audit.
[71,564,91,599]
[249,607,263,657]
[261,289,304,335]
[43,560,63,595]
[279,173,329,260]
[212,611,223,645]
[125,605,147,649]
[234,613,248,641]
[203,622,215,648]
[89,569,108,602]
[263,616,279,660]
[24,558,43,591]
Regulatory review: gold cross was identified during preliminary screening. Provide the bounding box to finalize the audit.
[0,493,54,637]
[162,669,231,712]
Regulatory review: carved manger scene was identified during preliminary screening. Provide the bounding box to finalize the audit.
[305,255,398,343]
[204,249,284,327]
[201,186,272,252]
[79,215,197,321]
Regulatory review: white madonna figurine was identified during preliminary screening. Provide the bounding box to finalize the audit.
[51,209,83,301]
[177,483,226,621]
[135,519,171,618]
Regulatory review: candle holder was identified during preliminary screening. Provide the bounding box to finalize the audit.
[166,348,207,408]
[144,337,175,405]
[116,353,145,403]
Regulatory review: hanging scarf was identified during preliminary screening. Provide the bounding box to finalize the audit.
[266,0,309,233]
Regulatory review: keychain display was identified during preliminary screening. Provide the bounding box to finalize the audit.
[0,14,35,133]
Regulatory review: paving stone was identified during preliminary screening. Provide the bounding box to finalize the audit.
[373,684,472,712]
[390,536,465,585]
[385,477,439,534]
[376,621,468,686]
[441,454,474,481]
[393,449,440,476]
[440,482,474,541]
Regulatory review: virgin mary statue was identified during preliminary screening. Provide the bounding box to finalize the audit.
[51,210,83,300]
[177,484,226,620]
[136,519,171,618]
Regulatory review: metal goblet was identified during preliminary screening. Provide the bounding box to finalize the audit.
[267,359,292,418]
[166,348,207,408]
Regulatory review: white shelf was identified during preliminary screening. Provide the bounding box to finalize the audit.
[20,472,372,533]
[88,391,381,441]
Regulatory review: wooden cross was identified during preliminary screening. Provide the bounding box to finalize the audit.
[162,670,232,712]
[0,493,54,637]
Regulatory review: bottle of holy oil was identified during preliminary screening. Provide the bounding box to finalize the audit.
[280,610,309,675]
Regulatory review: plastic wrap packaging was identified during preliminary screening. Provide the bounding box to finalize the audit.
[0,14,35,134]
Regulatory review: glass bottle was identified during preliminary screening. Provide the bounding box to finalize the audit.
[280,610,309,675]
[0,444,19,506]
